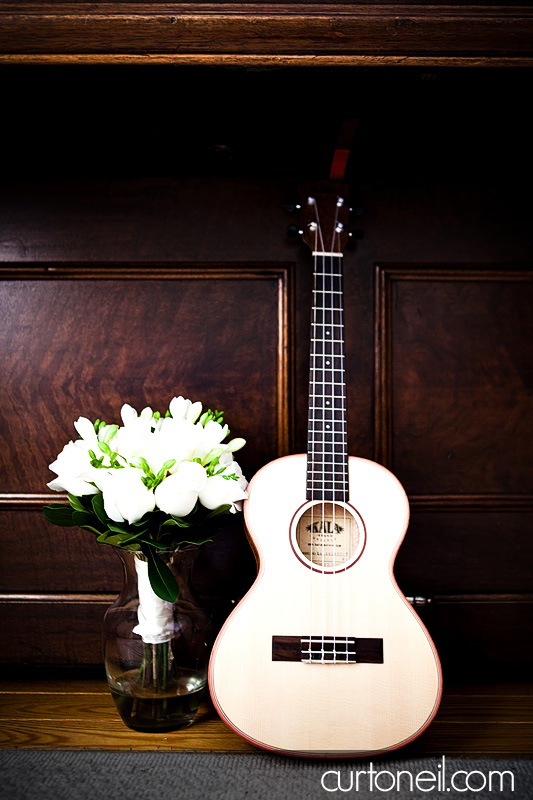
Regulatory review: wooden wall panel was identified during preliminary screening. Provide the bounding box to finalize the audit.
[0,598,111,666]
[428,599,533,681]
[0,264,290,489]
[0,509,121,593]
[376,264,533,678]
[375,266,533,499]
[395,511,533,596]
[0,263,291,665]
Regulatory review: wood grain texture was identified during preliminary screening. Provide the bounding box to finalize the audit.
[0,679,531,755]
[0,263,290,665]
[1,4,533,64]
[375,265,533,497]
[210,454,442,755]
[0,264,290,491]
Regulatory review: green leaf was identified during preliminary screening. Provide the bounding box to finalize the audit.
[161,517,192,530]
[142,545,179,603]
[91,493,107,525]
[68,494,86,512]
[180,533,213,547]
[203,504,232,521]
[72,510,105,532]
[118,529,151,545]
[43,504,76,527]
[99,533,131,547]
[106,521,131,534]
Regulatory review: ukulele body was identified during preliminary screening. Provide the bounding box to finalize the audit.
[209,453,442,757]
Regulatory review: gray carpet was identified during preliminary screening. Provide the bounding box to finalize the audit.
[0,751,531,800]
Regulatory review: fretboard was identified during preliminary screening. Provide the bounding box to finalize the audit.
[306,251,348,502]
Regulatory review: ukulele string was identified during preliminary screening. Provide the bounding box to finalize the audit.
[335,200,350,662]
[309,206,321,661]
[328,212,337,662]
[330,200,340,662]
[310,197,328,661]
[330,196,349,663]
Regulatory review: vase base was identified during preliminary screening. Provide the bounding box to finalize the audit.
[110,685,205,733]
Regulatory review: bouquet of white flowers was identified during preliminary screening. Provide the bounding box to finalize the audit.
[44,396,248,602]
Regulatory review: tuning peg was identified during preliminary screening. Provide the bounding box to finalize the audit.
[287,224,303,238]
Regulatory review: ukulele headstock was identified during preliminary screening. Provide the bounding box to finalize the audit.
[299,182,350,255]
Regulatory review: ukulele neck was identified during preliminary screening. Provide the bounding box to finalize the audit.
[306,248,349,503]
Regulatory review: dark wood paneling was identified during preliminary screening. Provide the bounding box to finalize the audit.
[0,598,110,666]
[427,597,533,680]
[375,265,533,498]
[0,264,291,490]
[0,509,122,593]
[395,511,533,596]
[0,263,290,664]
[1,4,533,66]
[375,264,533,680]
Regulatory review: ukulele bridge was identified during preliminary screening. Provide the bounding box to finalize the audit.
[272,635,383,664]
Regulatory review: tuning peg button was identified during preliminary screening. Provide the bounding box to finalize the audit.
[284,202,302,214]
[287,224,303,238]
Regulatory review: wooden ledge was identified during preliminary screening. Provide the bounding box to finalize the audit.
[1,678,532,754]
[1,4,533,65]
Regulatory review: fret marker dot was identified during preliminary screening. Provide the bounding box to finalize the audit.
[326,424,331,429]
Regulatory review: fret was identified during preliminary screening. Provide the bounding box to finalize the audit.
[308,442,347,447]
[312,308,343,316]
[308,447,347,454]
[308,418,346,426]
[309,382,346,389]
[307,476,348,489]
[309,394,345,401]
[307,472,347,480]
[310,462,347,481]
[310,366,344,372]
[308,416,346,424]
[312,289,343,295]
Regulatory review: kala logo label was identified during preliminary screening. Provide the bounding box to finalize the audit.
[306,521,344,534]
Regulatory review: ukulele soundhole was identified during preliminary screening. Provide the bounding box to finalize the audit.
[292,501,365,572]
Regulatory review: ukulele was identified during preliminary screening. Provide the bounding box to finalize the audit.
[209,183,442,756]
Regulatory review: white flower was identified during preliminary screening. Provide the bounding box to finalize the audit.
[191,419,230,464]
[226,437,246,453]
[113,414,160,471]
[100,467,155,525]
[169,396,202,423]
[157,417,200,472]
[47,440,99,496]
[120,403,139,426]
[154,461,207,517]
[73,416,99,449]
[198,456,248,513]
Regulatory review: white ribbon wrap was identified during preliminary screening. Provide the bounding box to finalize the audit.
[132,557,175,644]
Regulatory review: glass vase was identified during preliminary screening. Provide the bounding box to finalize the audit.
[103,546,212,732]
